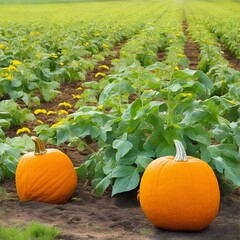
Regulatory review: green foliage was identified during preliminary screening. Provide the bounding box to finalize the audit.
[0,100,35,128]
[0,135,34,180]
[0,222,59,240]
[36,67,240,195]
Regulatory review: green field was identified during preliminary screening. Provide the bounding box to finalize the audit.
[0,0,239,195]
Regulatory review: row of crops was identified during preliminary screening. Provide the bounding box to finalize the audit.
[0,1,240,195]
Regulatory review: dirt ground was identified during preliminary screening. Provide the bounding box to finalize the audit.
[0,173,239,240]
[1,24,240,240]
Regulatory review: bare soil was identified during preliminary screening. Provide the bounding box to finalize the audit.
[1,26,240,240]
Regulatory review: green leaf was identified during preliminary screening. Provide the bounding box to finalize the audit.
[112,170,140,196]
[56,126,70,145]
[111,165,136,178]
[94,176,112,195]
[112,133,133,161]
[75,164,88,179]
[3,159,16,174]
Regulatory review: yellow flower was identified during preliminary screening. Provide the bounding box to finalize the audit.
[60,62,64,66]
[30,31,40,36]
[36,119,43,124]
[58,102,72,108]
[50,119,66,128]
[34,109,47,115]
[16,127,31,135]
[47,110,56,115]
[169,39,174,43]
[177,53,184,58]
[95,33,101,37]
[58,109,68,115]
[97,105,103,110]
[99,65,109,70]
[6,74,14,80]
[3,65,18,71]
[72,94,81,99]
[76,87,83,91]
[95,72,106,78]
[102,43,109,48]
[11,60,22,66]
[175,66,180,71]
[49,53,58,59]
[0,44,6,49]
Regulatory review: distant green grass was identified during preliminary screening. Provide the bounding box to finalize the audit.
[0,222,59,240]
[0,0,121,4]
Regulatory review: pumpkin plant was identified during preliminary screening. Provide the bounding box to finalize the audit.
[15,136,77,204]
[138,140,220,231]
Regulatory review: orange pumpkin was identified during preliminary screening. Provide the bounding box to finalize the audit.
[138,140,220,231]
[16,136,77,204]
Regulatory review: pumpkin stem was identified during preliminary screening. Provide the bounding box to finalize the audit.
[32,136,47,155]
[174,140,187,162]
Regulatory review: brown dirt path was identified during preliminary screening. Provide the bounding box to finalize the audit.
[183,20,200,70]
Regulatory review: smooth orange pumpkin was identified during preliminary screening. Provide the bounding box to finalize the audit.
[16,136,78,204]
[138,140,220,231]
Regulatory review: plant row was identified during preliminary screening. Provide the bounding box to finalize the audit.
[0,2,239,196]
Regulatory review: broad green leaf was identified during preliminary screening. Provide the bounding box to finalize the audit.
[75,164,88,179]
[3,159,16,174]
[56,126,70,145]
[112,170,140,196]
[94,176,112,195]
[111,165,135,178]
[112,133,133,161]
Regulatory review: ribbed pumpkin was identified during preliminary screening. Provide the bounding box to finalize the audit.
[138,140,220,231]
[16,136,78,204]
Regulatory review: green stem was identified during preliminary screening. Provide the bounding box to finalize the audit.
[166,70,175,126]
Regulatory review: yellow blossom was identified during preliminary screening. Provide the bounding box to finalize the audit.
[50,119,66,128]
[36,119,43,124]
[34,109,47,115]
[16,127,31,135]
[60,62,64,66]
[11,60,22,66]
[47,110,56,115]
[3,65,18,71]
[175,66,180,71]
[99,65,109,70]
[6,74,14,80]
[49,53,58,58]
[95,72,106,78]
[58,102,72,108]
[30,31,40,36]
[95,33,101,37]
[0,44,6,49]
[97,105,103,110]
[102,43,109,48]
[58,109,68,115]
[76,87,83,91]
[177,53,184,58]
[72,94,81,99]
